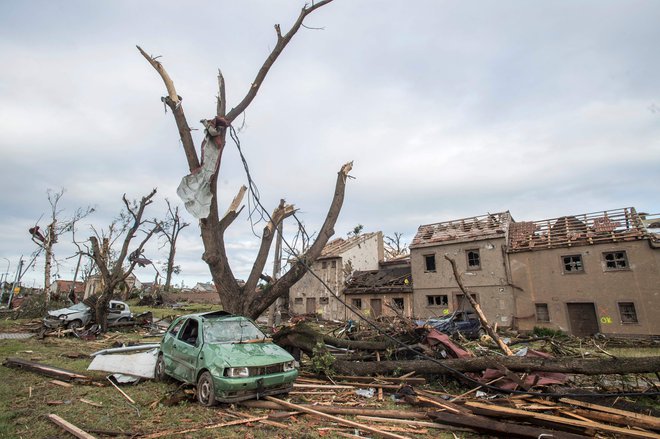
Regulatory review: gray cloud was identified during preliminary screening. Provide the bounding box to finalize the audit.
[1,0,658,288]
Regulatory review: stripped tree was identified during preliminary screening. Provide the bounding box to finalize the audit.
[159,199,190,292]
[138,1,352,319]
[85,190,160,330]
[29,188,94,301]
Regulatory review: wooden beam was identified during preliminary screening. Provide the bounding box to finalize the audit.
[465,401,660,439]
[559,398,660,430]
[264,396,412,439]
[47,414,96,439]
[241,400,428,419]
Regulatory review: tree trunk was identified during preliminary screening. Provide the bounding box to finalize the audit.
[273,322,397,354]
[333,356,660,376]
[164,244,175,292]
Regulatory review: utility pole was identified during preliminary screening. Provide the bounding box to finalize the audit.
[6,258,24,309]
[267,222,284,327]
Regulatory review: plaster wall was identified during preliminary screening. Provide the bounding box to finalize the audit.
[510,241,660,336]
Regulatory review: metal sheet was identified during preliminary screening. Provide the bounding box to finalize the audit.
[88,348,158,379]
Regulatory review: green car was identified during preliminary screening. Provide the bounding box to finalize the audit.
[155,311,298,405]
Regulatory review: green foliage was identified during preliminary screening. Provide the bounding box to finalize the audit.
[310,342,335,376]
[532,326,566,338]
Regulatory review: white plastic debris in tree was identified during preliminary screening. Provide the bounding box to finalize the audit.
[177,118,225,219]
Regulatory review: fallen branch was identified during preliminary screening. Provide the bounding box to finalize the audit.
[4,357,91,382]
[333,355,660,376]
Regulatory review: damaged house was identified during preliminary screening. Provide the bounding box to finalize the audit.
[344,255,413,318]
[508,207,660,337]
[409,212,516,327]
[289,232,384,320]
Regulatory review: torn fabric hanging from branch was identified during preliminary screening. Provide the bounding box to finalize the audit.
[177,117,228,219]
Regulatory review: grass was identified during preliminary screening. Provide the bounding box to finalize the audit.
[0,315,467,439]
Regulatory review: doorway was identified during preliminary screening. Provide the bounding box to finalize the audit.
[566,303,599,336]
[370,299,382,317]
[306,297,317,314]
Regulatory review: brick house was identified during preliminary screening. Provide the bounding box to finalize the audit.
[289,232,384,320]
[508,207,660,337]
[409,212,516,327]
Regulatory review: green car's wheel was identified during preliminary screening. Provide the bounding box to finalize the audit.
[154,354,167,381]
[197,371,216,406]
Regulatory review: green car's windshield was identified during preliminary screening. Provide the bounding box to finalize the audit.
[203,319,266,343]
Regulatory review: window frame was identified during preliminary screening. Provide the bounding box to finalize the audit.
[617,301,639,324]
[535,303,550,323]
[426,294,448,307]
[466,249,481,271]
[294,297,303,305]
[319,297,329,305]
[602,251,629,271]
[351,298,362,309]
[561,254,584,274]
[392,297,404,310]
[424,254,437,272]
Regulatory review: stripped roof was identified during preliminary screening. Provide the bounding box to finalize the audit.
[344,263,412,295]
[508,207,648,252]
[319,232,380,259]
[410,212,512,248]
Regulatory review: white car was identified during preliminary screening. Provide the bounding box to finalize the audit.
[44,300,133,329]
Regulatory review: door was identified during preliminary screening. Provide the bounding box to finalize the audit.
[306,298,316,314]
[170,318,201,383]
[370,299,382,317]
[567,303,599,336]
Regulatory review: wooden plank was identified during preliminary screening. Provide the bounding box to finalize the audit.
[241,399,428,419]
[355,415,473,431]
[264,396,412,439]
[428,410,587,439]
[47,414,96,439]
[559,398,660,430]
[465,401,660,439]
[570,407,659,432]
[4,357,90,382]
[50,379,74,388]
[142,416,268,438]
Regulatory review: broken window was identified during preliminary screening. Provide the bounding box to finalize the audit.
[179,319,199,346]
[393,298,404,310]
[322,261,328,269]
[169,319,184,336]
[331,260,337,269]
[424,254,436,272]
[535,303,550,322]
[319,297,329,305]
[466,249,481,270]
[562,254,584,273]
[603,251,628,270]
[426,295,448,306]
[294,297,303,305]
[618,302,638,323]
[352,298,362,309]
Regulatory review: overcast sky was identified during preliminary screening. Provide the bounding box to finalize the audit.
[1,0,658,288]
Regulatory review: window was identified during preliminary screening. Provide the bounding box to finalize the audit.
[331,260,337,268]
[426,295,448,306]
[618,302,638,323]
[392,298,404,310]
[322,261,328,269]
[294,297,303,305]
[169,319,185,336]
[603,251,628,270]
[466,249,481,270]
[319,297,329,305]
[352,298,362,309]
[562,255,584,273]
[424,254,436,272]
[535,303,550,322]
[178,319,199,346]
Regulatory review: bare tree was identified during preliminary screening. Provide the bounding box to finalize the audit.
[159,199,190,292]
[84,189,160,331]
[29,188,94,301]
[384,232,408,259]
[139,1,353,319]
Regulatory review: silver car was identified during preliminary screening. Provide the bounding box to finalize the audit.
[44,300,133,329]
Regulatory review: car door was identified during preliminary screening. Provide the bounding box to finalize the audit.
[170,318,201,383]
[162,318,185,379]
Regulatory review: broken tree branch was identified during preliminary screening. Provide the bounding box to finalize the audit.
[137,46,200,171]
[444,255,514,356]
[226,0,335,122]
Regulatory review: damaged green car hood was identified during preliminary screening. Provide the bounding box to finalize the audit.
[204,342,293,368]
